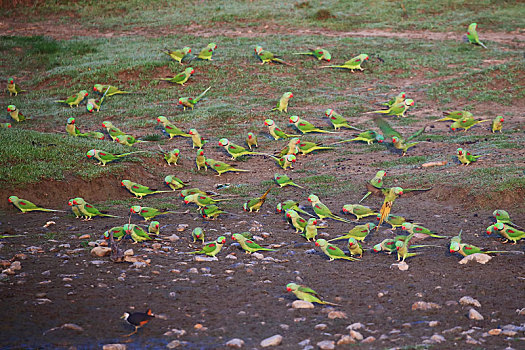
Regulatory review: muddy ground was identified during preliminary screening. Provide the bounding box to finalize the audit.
[1,15,525,350]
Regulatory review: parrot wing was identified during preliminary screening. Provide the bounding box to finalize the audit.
[296,285,320,297]
[373,116,402,139]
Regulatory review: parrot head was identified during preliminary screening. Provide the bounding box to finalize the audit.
[67,117,75,125]
[325,109,334,117]
[8,78,14,84]
[264,119,274,126]
[309,219,317,225]
[375,134,385,143]
[405,99,414,106]
[449,241,460,253]
[173,149,180,156]
[254,46,263,54]
[7,105,16,112]
[80,90,89,97]
[289,115,299,123]
[342,205,350,213]
[189,129,196,135]
[393,187,404,195]
[315,239,327,247]
[8,196,17,203]
[130,206,141,213]
[3,123,11,128]
[185,67,194,74]
[395,241,403,250]
[276,203,282,213]
[103,231,110,239]
[307,194,319,203]
[494,222,504,230]
[86,149,96,158]
[400,92,406,98]
[68,199,75,206]
[486,225,496,235]
[217,236,226,244]
[457,148,463,156]
[348,238,357,246]
[231,234,238,241]
[198,149,204,156]
[248,132,254,139]
[286,283,298,292]
[285,92,293,98]
[372,244,382,252]
[497,116,504,122]
[391,136,399,143]
[218,138,229,147]
[93,84,102,92]
[182,47,191,54]
[285,154,296,162]
[367,222,376,230]
[87,103,94,113]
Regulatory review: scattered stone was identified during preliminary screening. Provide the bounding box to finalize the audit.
[90,260,106,266]
[516,308,525,315]
[294,317,306,322]
[429,321,440,327]
[501,330,517,336]
[167,234,180,242]
[465,335,479,345]
[151,243,162,250]
[194,256,218,262]
[459,296,481,308]
[10,261,21,270]
[102,344,126,350]
[298,339,310,347]
[316,340,334,349]
[488,329,502,336]
[13,253,27,261]
[90,247,111,257]
[337,335,355,345]
[347,322,364,330]
[468,308,484,321]
[226,338,245,348]
[379,334,389,341]
[131,261,147,269]
[445,300,458,306]
[327,311,347,319]
[43,221,55,228]
[459,253,492,264]
[390,261,408,270]
[78,234,90,240]
[411,301,441,311]
[260,334,283,347]
[176,224,188,232]
[292,300,314,309]
[166,340,181,348]
[226,254,237,260]
[252,252,264,259]
[124,249,134,256]
[361,336,375,344]
[0,260,11,268]
[26,246,44,254]
[188,268,199,274]
[402,323,412,328]
[442,326,462,334]
[349,330,363,341]
[314,324,327,331]
[430,334,446,343]
[279,324,289,330]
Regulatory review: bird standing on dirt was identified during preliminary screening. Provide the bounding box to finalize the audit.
[264,119,298,139]
[466,23,487,48]
[271,92,294,113]
[205,158,250,176]
[286,283,339,305]
[293,48,331,61]
[162,47,191,64]
[491,116,504,133]
[121,180,172,198]
[324,109,361,131]
[56,90,88,107]
[6,78,25,96]
[121,309,155,337]
[93,84,130,96]
[179,86,211,110]
[450,115,490,132]
[8,196,62,213]
[255,45,293,66]
[315,239,359,261]
[188,236,226,257]
[7,105,26,122]
[160,67,194,86]
[308,194,351,223]
[289,115,336,134]
[243,186,274,212]
[232,233,276,253]
[321,54,368,71]
[456,148,481,166]
[368,99,414,118]
[196,42,217,60]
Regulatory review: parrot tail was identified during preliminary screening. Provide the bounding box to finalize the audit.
[329,214,353,224]
[320,65,344,69]
[320,300,341,306]
[292,52,313,56]
[194,86,212,103]
[291,183,304,189]
[359,191,372,203]
[367,110,390,114]
[271,58,294,66]
[231,168,250,173]
[328,235,348,242]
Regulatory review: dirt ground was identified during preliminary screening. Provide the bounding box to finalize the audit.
[1,17,525,350]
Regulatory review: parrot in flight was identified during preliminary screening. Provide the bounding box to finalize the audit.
[450,115,490,132]
[93,84,130,96]
[383,92,406,107]
[367,99,414,118]
[360,170,386,203]
[308,194,352,223]
[374,116,427,156]
[274,173,303,188]
[232,233,276,253]
[342,204,377,221]
[121,180,172,198]
[162,47,191,64]
[277,200,313,217]
[8,196,62,213]
[179,86,211,110]
[286,209,308,233]
[56,90,88,107]
[493,209,522,229]
[328,222,376,242]
[315,239,359,261]
[156,116,191,139]
[286,282,338,305]
[164,175,187,191]
[456,148,481,166]
[218,138,268,160]
[324,109,361,131]
[205,158,250,176]
[188,236,226,257]
[264,119,298,140]
[160,67,194,86]
[243,186,274,212]
[401,222,448,239]
[196,43,217,60]
[271,92,293,113]
[254,45,293,66]
[438,110,473,122]
[491,116,504,133]
[489,223,525,244]
[289,115,336,134]
[297,141,334,155]
[130,205,186,221]
[7,105,26,122]
[304,218,318,241]
[292,48,331,62]
[246,132,258,149]
[321,54,369,71]
[191,227,205,243]
[6,78,25,96]
[72,197,119,220]
[335,130,385,145]
[466,23,487,48]
[123,224,153,243]
[86,149,145,166]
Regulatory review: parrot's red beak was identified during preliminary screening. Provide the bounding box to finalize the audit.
[458,151,463,155]
[500,118,504,122]
[87,154,91,158]
[178,100,182,104]
[9,80,13,83]
[307,198,311,202]
[349,242,354,246]
[73,200,78,205]
[191,70,194,74]
[188,49,191,53]
[373,248,378,252]
[232,236,236,240]
[286,287,292,292]
[399,191,403,195]
[396,246,400,250]
[486,230,491,235]
[286,213,290,218]
[166,182,170,185]
[7,124,11,128]
[327,59,330,62]
[342,208,347,213]
[451,128,456,131]
[121,181,125,186]
[84,93,88,97]
[184,200,189,204]
[378,140,383,143]
[315,242,319,246]
[290,94,293,98]
[8,198,12,203]
[313,220,317,224]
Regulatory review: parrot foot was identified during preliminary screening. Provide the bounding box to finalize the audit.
[122,329,138,337]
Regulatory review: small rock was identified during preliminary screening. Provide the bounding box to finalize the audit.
[411,301,441,311]
[252,252,264,259]
[13,253,27,260]
[0,260,11,268]
[327,311,347,319]
[465,335,479,345]
[194,255,218,262]
[430,334,446,343]
[314,324,327,331]
[10,261,21,270]
[167,234,180,242]
[90,247,111,257]
[488,329,502,336]
[90,260,106,266]
[279,324,289,330]
[102,344,126,350]
[516,308,525,315]
[316,340,334,350]
[151,243,162,250]
[361,336,375,344]
[260,334,283,347]
[459,296,481,308]
[298,339,310,347]
[292,300,314,309]
[166,340,181,349]
[468,308,484,321]
[349,330,363,341]
[501,330,517,336]
[226,254,237,260]
[445,300,458,306]
[442,326,463,334]
[131,262,147,269]
[78,234,90,240]
[429,321,440,327]
[226,338,244,348]
[188,268,199,274]
[336,335,355,345]
[124,249,134,256]
[347,322,364,330]
[459,253,492,264]
[390,261,409,270]
[176,224,188,232]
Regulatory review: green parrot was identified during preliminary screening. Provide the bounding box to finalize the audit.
[163,148,180,166]
[490,223,525,244]
[80,131,104,140]
[449,240,513,257]
[243,186,274,212]
[164,175,187,190]
[86,149,144,166]
[297,141,334,155]
[321,54,369,71]
[130,205,184,221]
[293,48,331,62]
[1,123,11,129]
[246,132,258,150]
[188,128,207,148]
[8,196,62,213]
[335,130,385,145]
[276,137,300,158]
[232,233,276,253]
[254,45,293,66]
[493,209,522,229]
[93,84,130,96]
[180,188,208,198]
[308,194,352,223]
[456,148,481,166]
[148,221,160,235]
[123,224,153,243]
[450,116,490,132]
[184,193,231,208]
[115,134,146,147]
[218,138,268,160]
[66,117,82,136]
[72,197,119,220]
[438,110,473,122]
[271,154,297,170]
[491,116,504,133]
[374,116,427,156]
[277,200,313,217]
[121,179,172,198]
[156,116,191,139]
[395,233,418,262]
[86,98,101,113]
[342,204,377,220]
[329,222,376,242]
[192,227,205,243]
[373,238,397,254]
[160,67,194,86]
[401,222,448,239]
[102,121,126,141]
[348,237,363,258]
[304,218,318,241]
[368,99,414,118]
[205,158,250,176]
[274,173,304,188]
[188,236,226,257]
[324,109,361,131]
[315,239,359,261]
[264,119,298,140]
[376,214,407,230]
[179,86,211,110]
[383,92,406,107]
[162,47,191,64]
[56,90,88,107]
[286,282,338,305]
[7,105,26,122]
[7,78,25,96]
[195,148,207,171]
[68,198,82,218]
[103,226,126,241]
[199,205,225,220]
[286,209,308,233]
[289,115,336,134]
[196,43,217,60]
[466,23,487,48]
[360,170,386,203]
[271,92,294,113]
